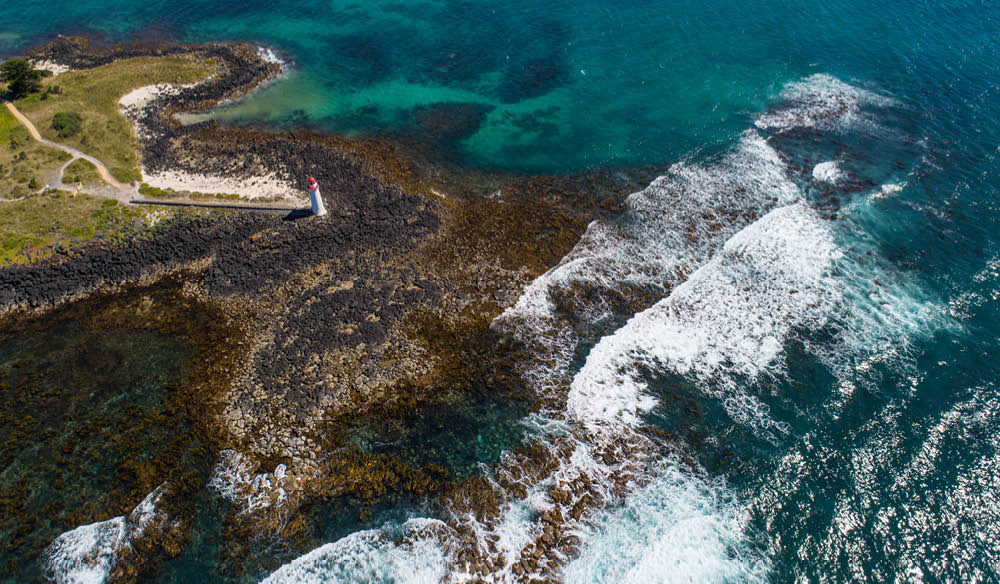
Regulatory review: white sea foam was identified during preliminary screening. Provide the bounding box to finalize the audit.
[494,130,799,398]
[44,484,169,584]
[255,74,919,583]
[209,449,297,524]
[257,46,286,67]
[44,517,126,584]
[568,204,839,437]
[755,73,898,133]
[562,462,769,584]
[261,519,451,584]
[812,160,845,184]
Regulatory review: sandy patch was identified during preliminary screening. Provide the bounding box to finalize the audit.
[119,84,183,111]
[120,84,301,201]
[142,170,301,200]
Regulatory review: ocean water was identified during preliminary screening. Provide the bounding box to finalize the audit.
[2,0,1000,582]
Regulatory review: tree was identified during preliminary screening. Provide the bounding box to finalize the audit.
[0,59,42,99]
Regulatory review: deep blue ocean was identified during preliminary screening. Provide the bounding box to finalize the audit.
[2,0,999,582]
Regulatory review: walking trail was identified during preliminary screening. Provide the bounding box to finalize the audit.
[3,101,302,212]
[5,101,124,190]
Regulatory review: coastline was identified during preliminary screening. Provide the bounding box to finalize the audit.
[1,3,994,582]
[1,35,640,582]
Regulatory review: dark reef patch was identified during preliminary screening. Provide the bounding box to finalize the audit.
[497,55,570,104]
[409,102,495,142]
[0,277,249,582]
[325,33,395,86]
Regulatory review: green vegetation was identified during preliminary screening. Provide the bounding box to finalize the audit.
[0,190,159,266]
[0,59,42,99]
[51,111,82,138]
[65,158,101,186]
[14,55,215,183]
[39,84,62,100]
[137,182,171,197]
[139,182,245,201]
[0,107,71,198]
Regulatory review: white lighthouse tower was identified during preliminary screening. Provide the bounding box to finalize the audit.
[307,176,327,217]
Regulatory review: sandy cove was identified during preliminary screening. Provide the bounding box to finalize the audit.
[118,72,301,201]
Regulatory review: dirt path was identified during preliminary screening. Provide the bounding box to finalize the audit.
[4,101,123,189]
[3,101,298,212]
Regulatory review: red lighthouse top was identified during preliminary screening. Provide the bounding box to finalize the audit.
[308,176,318,190]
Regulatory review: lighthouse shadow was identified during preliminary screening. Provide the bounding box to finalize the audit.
[282,209,314,222]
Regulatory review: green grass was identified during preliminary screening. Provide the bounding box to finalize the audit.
[64,158,102,186]
[14,56,215,183]
[137,182,172,197]
[0,190,160,266]
[0,108,72,198]
[0,107,17,136]
[138,182,248,201]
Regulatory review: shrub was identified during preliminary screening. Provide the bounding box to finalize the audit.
[40,85,62,100]
[27,177,40,189]
[51,112,83,138]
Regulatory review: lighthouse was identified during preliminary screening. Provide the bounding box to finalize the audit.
[307,176,327,216]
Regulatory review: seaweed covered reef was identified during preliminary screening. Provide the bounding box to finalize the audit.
[0,37,646,581]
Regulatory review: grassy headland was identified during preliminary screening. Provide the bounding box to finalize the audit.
[0,54,222,266]
[0,190,160,267]
[13,55,214,183]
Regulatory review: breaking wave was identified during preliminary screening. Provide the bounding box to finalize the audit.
[258,73,940,583]
[567,203,837,439]
[262,519,451,584]
[755,73,899,134]
[44,484,170,584]
[562,461,768,584]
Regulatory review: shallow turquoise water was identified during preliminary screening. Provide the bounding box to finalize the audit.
[3,0,1000,582]
[4,0,992,174]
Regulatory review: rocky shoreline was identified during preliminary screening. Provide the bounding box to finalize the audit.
[1,37,649,581]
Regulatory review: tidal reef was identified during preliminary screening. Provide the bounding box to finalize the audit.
[0,37,643,581]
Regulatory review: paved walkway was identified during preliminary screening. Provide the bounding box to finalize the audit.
[4,101,123,189]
